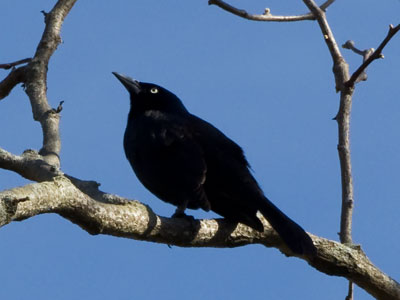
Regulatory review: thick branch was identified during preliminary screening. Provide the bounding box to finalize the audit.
[0,177,399,300]
[2,149,399,298]
[208,0,336,22]
[23,0,77,167]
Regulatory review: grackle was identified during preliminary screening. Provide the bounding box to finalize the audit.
[113,72,316,256]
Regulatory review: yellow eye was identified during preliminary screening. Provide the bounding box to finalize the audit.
[150,87,158,94]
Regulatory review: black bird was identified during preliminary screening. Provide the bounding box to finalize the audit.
[113,72,316,256]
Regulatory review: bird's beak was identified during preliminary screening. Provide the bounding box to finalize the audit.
[112,72,141,94]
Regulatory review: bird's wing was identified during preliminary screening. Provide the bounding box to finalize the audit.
[188,114,251,169]
[188,114,267,228]
[131,114,210,211]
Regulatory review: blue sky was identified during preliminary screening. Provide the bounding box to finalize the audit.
[1,1,399,299]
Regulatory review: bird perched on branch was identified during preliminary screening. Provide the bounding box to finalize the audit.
[113,72,316,256]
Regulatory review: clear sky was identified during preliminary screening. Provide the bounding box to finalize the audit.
[1,1,399,299]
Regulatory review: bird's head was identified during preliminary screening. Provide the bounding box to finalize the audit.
[112,72,188,116]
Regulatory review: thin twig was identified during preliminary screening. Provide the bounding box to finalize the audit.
[346,24,400,88]
[343,40,368,56]
[53,100,65,113]
[320,0,336,11]
[208,0,336,22]
[302,1,344,68]
[342,40,374,83]
[346,281,354,300]
[336,91,354,245]
[0,58,32,70]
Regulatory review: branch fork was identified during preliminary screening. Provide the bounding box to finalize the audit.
[345,24,400,88]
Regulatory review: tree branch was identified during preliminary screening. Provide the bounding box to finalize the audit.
[297,4,357,298]
[1,147,400,299]
[0,58,32,70]
[342,40,374,83]
[0,66,27,100]
[0,176,399,300]
[300,1,354,247]
[302,0,349,91]
[208,0,336,22]
[335,91,354,245]
[345,24,400,88]
[0,147,61,182]
[23,0,77,168]
[346,280,354,300]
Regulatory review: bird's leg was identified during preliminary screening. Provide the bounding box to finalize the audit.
[172,199,195,222]
[172,199,189,218]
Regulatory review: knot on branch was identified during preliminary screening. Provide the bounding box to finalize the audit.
[41,10,50,24]
[263,8,271,16]
[22,149,62,181]
[345,198,354,208]
[0,195,29,226]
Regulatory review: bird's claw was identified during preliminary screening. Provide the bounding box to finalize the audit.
[171,212,198,229]
[171,211,195,222]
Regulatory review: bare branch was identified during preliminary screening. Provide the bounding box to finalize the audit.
[346,281,354,300]
[301,0,354,243]
[346,24,400,88]
[2,146,399,298]
[208,0,336,22]
[0,176,399,300]
[0,147,61,182]
[335,24,400,245]
[23,0,77,168]
[300,0,354,247]
[335,91,354,244]
[302,0,349,91]
[343,40,370,56]
[320,0,336,11]
[0,58,32,70]
[0,67,27,100]
[342,40,374,83]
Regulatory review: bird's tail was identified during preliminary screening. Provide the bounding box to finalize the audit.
[259,198,316,256]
